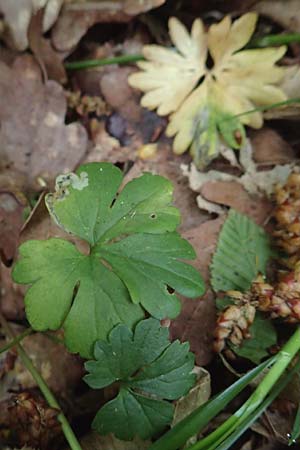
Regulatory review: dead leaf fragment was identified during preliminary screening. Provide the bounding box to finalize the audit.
[201,181,273,225]
[51,3,132,52]
[250,128,295,165]
[170,218,224,365]
[182,140,293,219]
[253,0,300,32]
[11,333,83,394]
[80,431,151,450]
[0,0,64,51]
[28,9,67,84]
[0,190,26,265]
[172,366,211,426]
[0,55,88,186]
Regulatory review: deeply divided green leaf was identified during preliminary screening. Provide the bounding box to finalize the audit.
[210,209,272,292]
[13,163,205,357]
[12,239,142,357]
[84,318,196,440]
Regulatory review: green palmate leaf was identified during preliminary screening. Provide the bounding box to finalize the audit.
[84,318,196,440]
[13,163,204,357]
[231,313,277,364]
[12,239,143,357]
[45,163,180,246]
[210,209,272,292]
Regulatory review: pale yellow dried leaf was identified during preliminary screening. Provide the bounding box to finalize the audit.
[208,13,257,66]
[131,12,288,165]
[166,82,209,154]
[128,17,207,115]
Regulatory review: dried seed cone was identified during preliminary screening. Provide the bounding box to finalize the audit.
[214,270,300,353]
[214,301,256,353]
[274,172,300,261]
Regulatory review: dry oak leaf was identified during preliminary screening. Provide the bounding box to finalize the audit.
[129,13,287,168]
[0,56,88,185]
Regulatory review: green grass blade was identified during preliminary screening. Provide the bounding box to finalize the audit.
[215,356,300,450]
[188,327,300,450]
[289,399,300,445]
[149,356,276,450]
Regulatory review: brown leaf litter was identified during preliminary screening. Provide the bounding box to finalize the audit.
[0,55,88,187]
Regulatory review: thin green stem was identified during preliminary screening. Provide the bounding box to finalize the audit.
[65,54,144,70]
[188,327,300,450]
[0,314,82,450]
[0,327,32,353]
[44,331,65,346]
[230,98,300,121]
[64,31,300,71]
[250,33,300,48]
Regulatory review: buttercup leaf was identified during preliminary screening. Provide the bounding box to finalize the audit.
[129,13,287,167]
[129,17,207,116]
[13,163,204,357]
[84,318,196,440]
[13,239,143,358]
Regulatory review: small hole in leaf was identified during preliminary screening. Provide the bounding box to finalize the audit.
[150,213,157,219]
[196,74,205,87]
[110,197,117,208]
[167,285,175,294]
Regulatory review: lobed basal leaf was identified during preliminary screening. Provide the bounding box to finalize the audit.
[13,163,205,357]
[84,318,196,440]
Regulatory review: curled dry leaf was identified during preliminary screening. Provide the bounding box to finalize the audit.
[182,140,292,219]
[129,13,287,167]
[0,55,88,186]
[0,0,64,51]
[28,8,67,84]
[172,366,211,426]
[51,0,162,52]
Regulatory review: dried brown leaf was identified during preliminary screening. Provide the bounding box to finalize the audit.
[11,333,83,394]
[51,3,132,52]
[170,218,224,365]
[250,128,295,165]
[201,181,273,225]
[80,431,151,450]
[28,9,67,84]
[0,55,87,186]
[253,0,300,32]
[172,367,211,426]
[0,0,63,51]
[0,264,25,320]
